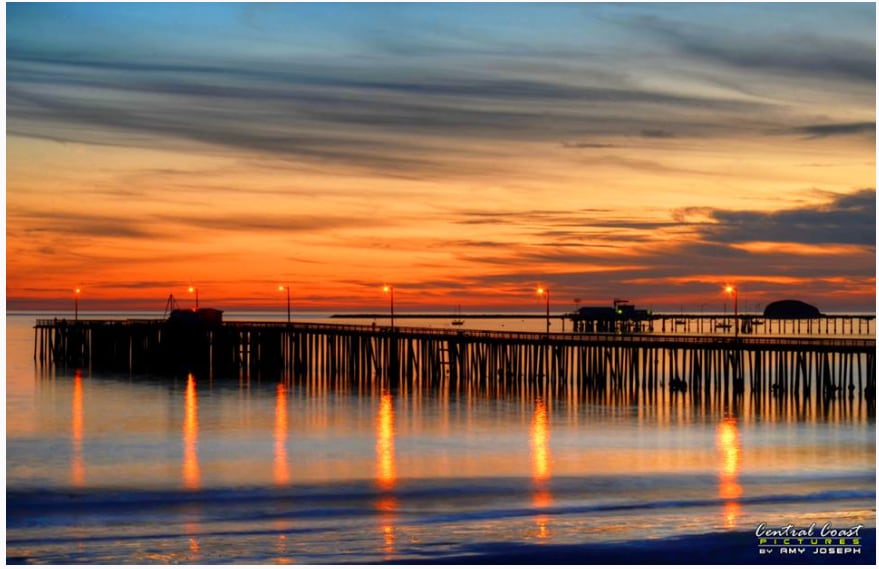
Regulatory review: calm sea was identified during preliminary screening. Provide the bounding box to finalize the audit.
[6,312,876,563]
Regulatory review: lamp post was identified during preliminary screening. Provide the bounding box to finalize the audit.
[188,286,199,310]
[724,284,738,338]
[74,288,81,322]
[278,285,291,324]
[383,285,395,329]
[537,287,549,335]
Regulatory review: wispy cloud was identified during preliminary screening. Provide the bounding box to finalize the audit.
[5,41,781,179]
[790,122,875,139]
[630,12,875,84]
[9,209,159,239]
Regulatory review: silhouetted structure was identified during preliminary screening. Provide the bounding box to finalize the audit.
[569,299,652,333]
[764,299,821,319]
[34,319,875,415]
[168,307,224,327]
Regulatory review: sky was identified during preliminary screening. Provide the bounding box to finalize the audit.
[6,2,876,314]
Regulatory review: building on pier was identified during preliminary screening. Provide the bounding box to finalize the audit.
[568,299,653,333]
[168,307,224,327]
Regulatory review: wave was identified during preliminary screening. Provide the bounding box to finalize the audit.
[8,474,874,530]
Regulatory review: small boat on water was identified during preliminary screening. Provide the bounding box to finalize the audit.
[715,322,732,330]
[451,305,465,327]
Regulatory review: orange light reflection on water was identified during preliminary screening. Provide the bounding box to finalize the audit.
[71,369,85,487]
[183,373,200,490]
[377,392,396,490]
[376,392,397,556]
[531,398,550,483]
[717,417,742,528]
[274,383,290,485]
[377,496,398,555]
[531,399,552,541]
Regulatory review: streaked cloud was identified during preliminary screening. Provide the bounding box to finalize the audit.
[791,122,875,139]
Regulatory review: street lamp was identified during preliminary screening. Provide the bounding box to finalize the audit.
[383,284,395,329]
[537,286,549,335]
[724,284,738,338]
[188,286,199,310]
[74,288,81,321]
[278,285,291,324]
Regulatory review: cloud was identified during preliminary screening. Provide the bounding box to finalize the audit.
[562,141,617,149]
[790,122,875,139]
[6,47,774,178]
[699,188,876,246]
[9,209,158,239]
[157,213,389,233]
[640,129,675,139]
[632,13,875,84]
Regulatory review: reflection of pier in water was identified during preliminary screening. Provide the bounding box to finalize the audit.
[36,321,875,419]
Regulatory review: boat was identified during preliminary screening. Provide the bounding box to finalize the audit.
[451,305,464,327]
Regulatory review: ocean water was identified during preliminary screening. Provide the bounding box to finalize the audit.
[6,313,876,563]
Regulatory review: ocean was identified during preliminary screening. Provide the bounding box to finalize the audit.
[6,312,876,564]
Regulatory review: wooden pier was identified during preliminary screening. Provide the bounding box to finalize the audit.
[35,319,876,408]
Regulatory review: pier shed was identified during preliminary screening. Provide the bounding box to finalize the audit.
[568,300,653,333]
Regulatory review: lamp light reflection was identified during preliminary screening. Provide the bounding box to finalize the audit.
[71,369,84,487]
[717,417,742,528]
[376,391,396,489]
[531,398,552,541]
[274,383,290,485]
[375,391,397,555]
[183,373,200,490]
[532,399,550,482]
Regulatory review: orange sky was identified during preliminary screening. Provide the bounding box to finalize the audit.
[6,4,876,313]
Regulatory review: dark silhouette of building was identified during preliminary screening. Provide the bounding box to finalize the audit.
[569,299,652,333]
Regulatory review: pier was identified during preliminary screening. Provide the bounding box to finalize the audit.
[35,319,876,407]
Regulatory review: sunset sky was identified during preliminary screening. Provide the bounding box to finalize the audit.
[6,3,876,313]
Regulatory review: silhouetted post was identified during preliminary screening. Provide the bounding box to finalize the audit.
[279,285,291,323]
[725,284,739,338]
[537,287,549,336]
[189,286,199,309]
[74,288,81,322]
[383,285,395,329]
